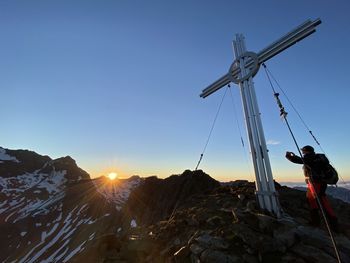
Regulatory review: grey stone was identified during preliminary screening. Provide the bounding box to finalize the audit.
[190,244,205,255]
[190,253,201,263]
[238,194,246,201]
[242,254,259,263]
[273,227,298,248]
[195,233,212,247]
[200,249,240,263]
[206,215,225,226]
[295,228,350,262]
[291,244,337,263]
[295,226,340,256]
[280,253,307,263]
[195,233,229,250]
[256,213,278,234]
[125,238,153,252]
[232,224,286,254]
[186,217,200,226]
[334,235,350,261]
[245,200,256,212]
[233,210,260,230]
[173,238,181,246]
[210,237,230,250]
[187,230,200,245]
[231,209,239,223]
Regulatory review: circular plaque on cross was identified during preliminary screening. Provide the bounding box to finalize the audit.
[228,51,260,84]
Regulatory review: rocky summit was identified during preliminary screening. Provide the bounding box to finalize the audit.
[1,147,350,263]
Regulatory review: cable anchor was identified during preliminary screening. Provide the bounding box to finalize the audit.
[195,154,203,171]
[273,92,288,119]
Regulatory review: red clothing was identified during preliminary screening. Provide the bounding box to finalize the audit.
[286,150,338,230]
[307,181,336,218]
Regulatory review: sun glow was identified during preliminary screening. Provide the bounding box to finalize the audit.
[107,172,118,180]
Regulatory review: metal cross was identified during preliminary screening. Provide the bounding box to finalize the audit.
[200,19,321,217]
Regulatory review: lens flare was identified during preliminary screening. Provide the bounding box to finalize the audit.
[108,172,118,180]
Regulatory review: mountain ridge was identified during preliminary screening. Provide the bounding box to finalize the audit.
[1,147,350,262]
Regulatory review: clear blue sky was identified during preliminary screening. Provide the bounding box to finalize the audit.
[1,0,349,183]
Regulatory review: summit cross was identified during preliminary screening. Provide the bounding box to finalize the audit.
[200,19,321,217]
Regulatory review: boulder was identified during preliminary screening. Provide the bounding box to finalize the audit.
[200,249,240,263]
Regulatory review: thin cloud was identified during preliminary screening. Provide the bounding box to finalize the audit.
[266,140,281,145]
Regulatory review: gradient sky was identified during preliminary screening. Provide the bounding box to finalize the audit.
[1,0,349,183]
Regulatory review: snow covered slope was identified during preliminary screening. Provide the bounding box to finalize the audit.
[93,175,142,210]
[0,147,120,262]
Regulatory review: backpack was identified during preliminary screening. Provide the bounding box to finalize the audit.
[321,164,339,185]
[315,154,339,185]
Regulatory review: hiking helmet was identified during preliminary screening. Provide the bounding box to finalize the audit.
[301,145,314,153]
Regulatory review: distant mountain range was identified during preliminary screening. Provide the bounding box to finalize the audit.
[292,186,350,204]
[1,146,350,262]
[281,182,350,204]
[0,147,219,262]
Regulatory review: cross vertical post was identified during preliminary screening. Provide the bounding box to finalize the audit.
[200,19,321,217]
[233,34,280,216]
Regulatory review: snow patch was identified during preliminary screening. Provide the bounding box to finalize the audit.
[94,177,142,211]
[20,232,27,237]
[5,211,17,222]
[43,239,70,263]
[87,218,96,225]
[0,170,67,195]
[0,168,67,222]
[37,170,67,194]
[62,241,87,262]
[19,206,80,263]
[0,148,20,163]
[77,204,88,215]
[88,232,95,241]
[130,219,137,228]
[41,223,59,242]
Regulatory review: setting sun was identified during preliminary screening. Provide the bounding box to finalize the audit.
[107,172,118,180]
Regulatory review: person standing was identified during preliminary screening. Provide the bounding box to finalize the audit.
[285,145,338,231]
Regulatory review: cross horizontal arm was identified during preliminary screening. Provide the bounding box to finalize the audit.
[200,18,321,98]
[257,18,321,66]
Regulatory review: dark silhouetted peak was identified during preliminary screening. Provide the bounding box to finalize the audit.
[0,147,90,182]
[51,155,90,181]
[2,147,51,164]
[0,147,51,177]
[122,169,220,226]
[129,175,141,181]
[54,155,75,165]
[0,147,117,263]
[181,169,207,177]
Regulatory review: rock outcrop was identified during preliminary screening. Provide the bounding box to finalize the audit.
[121,169,220,226]
[95,182,350,263]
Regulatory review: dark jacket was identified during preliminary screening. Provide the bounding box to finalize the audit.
[286,152,329,181]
